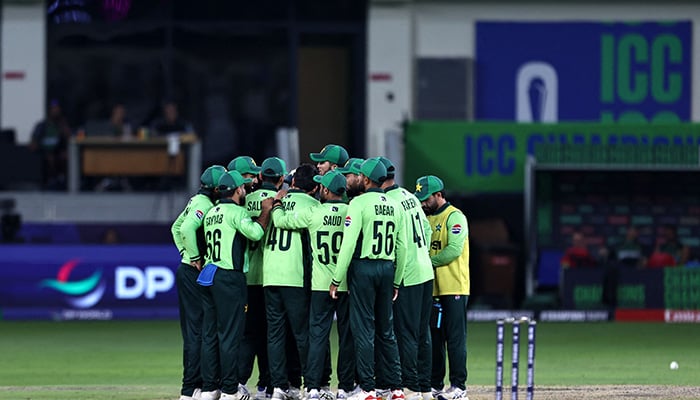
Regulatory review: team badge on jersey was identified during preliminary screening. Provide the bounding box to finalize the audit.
[331,206,338,212]
[195,210,204,220]
[345,216,352,227]
[451,224,462,234]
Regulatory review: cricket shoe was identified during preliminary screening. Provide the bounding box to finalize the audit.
[255,387,268,400]
[272,388,290,400]
[220,392,241,400]
[375,389,391,400]
[201,389,222,400]
[390,390,405,400]
[307,389,321,400]
[320,387,335,400]
[238,384,253,400]
[288,387,303,400]
[180,388,203,400]
[402,389,422,400]
[348,390,379,400]
[336,389,349,400]
[436,386,467,400]
[420,392,433,400]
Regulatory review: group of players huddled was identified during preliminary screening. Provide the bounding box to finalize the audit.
[171,145,471,400]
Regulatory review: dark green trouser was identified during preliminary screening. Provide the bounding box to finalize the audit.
[348,259,402,392]
[335,292,355,392]
[394,280,434,392]
[239,285,270,389]
[264,286,309,389]
[430,295,469,390]
[201,268,248,394]
[176,263,206,397]
[306,291,354,391]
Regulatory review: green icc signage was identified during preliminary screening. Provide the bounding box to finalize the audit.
[404,122,700,194]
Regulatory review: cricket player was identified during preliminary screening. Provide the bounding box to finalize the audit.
[200,170,272,400]
[264,163,320,400]
[171,164,226,400]
[336,158,364,200]
[414,175,470,400]
[237,156,275,399]
[271,170,355,400]
[310,144,349,175]
[378,157,434,400]
[330,158,407,400]
[228,155,262,194]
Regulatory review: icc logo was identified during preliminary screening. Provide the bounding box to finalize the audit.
[516,62,558,122]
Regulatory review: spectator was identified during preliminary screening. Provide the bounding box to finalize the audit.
[560,232,596,268]
[29,99,72,190]
[108,103,133,138]
[151,100,193,136]
[612,226,646,267]
[658,224,690,266]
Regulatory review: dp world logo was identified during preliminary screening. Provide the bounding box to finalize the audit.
[39,259,106,309]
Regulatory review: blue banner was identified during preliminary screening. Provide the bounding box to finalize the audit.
[0,245,181,320]
[476,21,691,123]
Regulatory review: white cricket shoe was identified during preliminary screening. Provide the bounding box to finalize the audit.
[436,386,467,400]
[255,387,268,400]
[180,388,203,400]
[348,390,379,400]
[201,389,222,400]
[402,389,422,400]
[272,388,289,400]
[375,389,390,400]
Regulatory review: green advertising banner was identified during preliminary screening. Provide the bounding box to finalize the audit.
[404,122,700,193]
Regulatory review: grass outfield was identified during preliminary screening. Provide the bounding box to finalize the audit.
[0,321,698,399]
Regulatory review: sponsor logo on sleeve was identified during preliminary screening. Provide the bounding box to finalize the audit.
[195,210,204,220]
[344,216,352,227]
[451,224,462,234]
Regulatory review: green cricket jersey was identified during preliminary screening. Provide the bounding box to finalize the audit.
[203,199,265,272]
[384,184,434,286]
[171,191,215,263]
[263,189,320,287]
[271,199,349,291]
[245,183,278,285]
[332,188,407,288]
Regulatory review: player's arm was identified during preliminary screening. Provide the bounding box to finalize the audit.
[171,209,187,258]
[271,203,314,230]
[431,211,469,267]
[233,207,266,242]
[180,198,209,263]
[393,208,408,289]
[331,200,362,288]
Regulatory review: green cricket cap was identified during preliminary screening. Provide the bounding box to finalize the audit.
[414,175,444,201]
[360,157,387,184]
[336,157,364,175]
[309,144,349,165]
[313,170,347,195]
[200,165,227,188]
[261,157,288,177]
[227,156,261,175]
[377,156,395,179]
[218,170,252,191]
